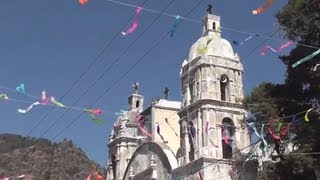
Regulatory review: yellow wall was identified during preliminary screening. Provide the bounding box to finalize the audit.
[153,107,180,155]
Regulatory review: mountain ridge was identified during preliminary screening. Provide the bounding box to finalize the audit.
[0,133,105,180]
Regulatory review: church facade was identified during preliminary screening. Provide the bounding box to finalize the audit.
[106,12,250,180]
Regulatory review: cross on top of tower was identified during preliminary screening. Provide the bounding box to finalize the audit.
[164,87,169,99]
[132,82,139,94]
[207,4,213,14]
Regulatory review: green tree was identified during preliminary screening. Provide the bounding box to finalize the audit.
[245,0,320,179]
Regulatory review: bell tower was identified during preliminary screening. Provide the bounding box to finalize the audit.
[106,83,145,180]
[173,6,250,180]
[202,4,221,37]
[128,82,143,112]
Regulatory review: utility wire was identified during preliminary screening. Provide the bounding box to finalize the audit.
[162,0,319,127]
[50,0,204,141]
[25,0,319,137]
[25,0,150,137]
[105,0,320,50]
[45,0,178,140]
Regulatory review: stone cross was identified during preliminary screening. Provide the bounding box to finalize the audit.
[133,82,139,94]
[207,4,213,14]
[164,87,169,99]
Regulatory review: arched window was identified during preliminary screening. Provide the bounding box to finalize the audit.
[221,117,235,159]
[111,154,117,179]
[220,74,229,101]
[212,22,216,31]
[136,100,140,108]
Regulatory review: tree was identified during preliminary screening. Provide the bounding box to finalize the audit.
[244,0,320,179]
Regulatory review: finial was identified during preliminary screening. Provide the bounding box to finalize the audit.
[129,167,134,177]
[150,155,156,166]
[207,4,213,14]
[164,87,169,99]
[132,82,139,94]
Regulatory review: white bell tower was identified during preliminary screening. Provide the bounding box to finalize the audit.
[173,7,250,180]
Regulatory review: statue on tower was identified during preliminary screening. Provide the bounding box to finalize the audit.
[207,4,213,14]
[132,82,139,94]
[164,87,169,99]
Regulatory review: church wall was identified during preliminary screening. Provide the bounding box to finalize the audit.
[153,107,180,156]
[177,163,233,180]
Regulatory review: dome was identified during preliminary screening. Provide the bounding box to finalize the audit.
[188,35,236,61]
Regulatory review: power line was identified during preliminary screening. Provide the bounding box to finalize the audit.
[25,0,150,137]
[162,0,319,127]
[50,0,205,141]
[44,0,178,140]
[105,0,320,50]
[243,1,315,58]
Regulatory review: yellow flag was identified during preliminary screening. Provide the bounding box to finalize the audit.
[304,108,313,122]
[0,94,8,100]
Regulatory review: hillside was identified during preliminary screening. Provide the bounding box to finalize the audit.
[0,134,105,180]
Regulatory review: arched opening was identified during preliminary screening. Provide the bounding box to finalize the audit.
[221,117,235,159]
[111,154,117,179]
[212,22,216,31]
[220,74,229,101]
[135,100,140,108]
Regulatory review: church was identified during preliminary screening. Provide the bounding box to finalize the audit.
[105,8,251,180]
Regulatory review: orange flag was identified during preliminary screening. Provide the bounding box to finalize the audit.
[252,0,274,14]
[79,0,88,5]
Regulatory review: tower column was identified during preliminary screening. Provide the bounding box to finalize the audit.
[181,119,190,165]
[216,126,223,158]
[197,109,202,158]
[116,144,120,179]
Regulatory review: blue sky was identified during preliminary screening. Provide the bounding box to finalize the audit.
[0,0,290,166]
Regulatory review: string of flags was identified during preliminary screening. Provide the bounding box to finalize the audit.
[232,35,256,46]
[0,85,105,125]
[77,0,318,69]
[261,41,293,56]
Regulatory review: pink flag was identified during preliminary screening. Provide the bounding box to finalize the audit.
[269,119,281,140]
[221,125,229,144]
[41,91,54,105]
[136,115,152,137]
[278,41,292,52]
[122,7,143,36]
[89,108,102,115]
[261,46,277,56]
[205,121,209,133]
